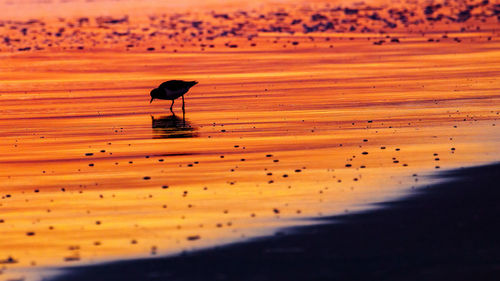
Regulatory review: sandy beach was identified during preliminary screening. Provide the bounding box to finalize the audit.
[0,0,499,280]
[51,163,500,281]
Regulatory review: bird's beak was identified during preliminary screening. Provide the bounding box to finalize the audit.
[150,97,154,103]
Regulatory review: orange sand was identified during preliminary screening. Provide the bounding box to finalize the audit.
[0,0,499,280]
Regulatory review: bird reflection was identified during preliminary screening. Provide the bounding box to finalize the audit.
[151,114,197,139]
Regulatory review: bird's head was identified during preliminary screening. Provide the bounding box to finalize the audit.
[150,88,160,103]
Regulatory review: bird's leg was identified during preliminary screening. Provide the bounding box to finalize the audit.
[170,100,175,114]
[182,95,185,114]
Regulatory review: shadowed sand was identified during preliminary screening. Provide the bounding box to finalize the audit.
[0,0,499,280]
[51,163,500,281]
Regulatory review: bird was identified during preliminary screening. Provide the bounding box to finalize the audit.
[150,80,198,113]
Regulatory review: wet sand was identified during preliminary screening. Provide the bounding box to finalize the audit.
[51,163,500,281]
[0,0,499,280]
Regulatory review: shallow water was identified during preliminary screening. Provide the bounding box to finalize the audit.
[0,0,499,280]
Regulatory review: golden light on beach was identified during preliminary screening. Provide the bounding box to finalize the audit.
[0,0,499,280]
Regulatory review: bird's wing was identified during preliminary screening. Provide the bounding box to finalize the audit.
[159,80,198,90]
[159,80,188,91]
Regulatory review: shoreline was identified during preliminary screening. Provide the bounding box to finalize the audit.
[0,0,498,278]
[50,162,500,281]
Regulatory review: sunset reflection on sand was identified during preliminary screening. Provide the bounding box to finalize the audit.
[0,0,499,280]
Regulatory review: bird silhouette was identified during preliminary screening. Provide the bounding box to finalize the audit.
[150,80,198,113]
